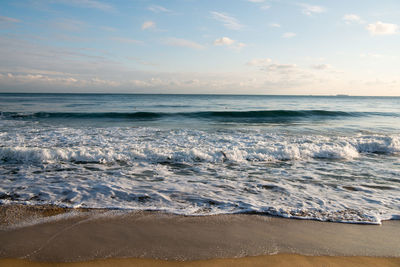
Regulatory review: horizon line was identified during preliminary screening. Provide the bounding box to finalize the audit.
[0,92,399,97]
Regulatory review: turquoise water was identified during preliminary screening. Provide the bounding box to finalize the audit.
[0,94,399,223]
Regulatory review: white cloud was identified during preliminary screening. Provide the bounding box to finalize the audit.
[366,21,398,36]
[2,68,74,77]
[247,59,300,76]
[266,63,297,71]
[343,14,364,24]
[164,37,205,50]
[246,58,272,66]
[213,37,246,50]
[282,32,296,38]
[299,3,325,16]
[213,37,235,46]
[89,77,120,87]
[210,11,244,30]
[142,21,156,30]
[0,15,20,23]
[0,36,316,94]
[0,36,138,83]
[311,64,331,70]
[269,23,281,28]
[148,5,171,13]
[261,5,271,10]
[2,72,80,84]
[252,62,312,89]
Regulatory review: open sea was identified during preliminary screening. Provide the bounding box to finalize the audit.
[0,93,399,224]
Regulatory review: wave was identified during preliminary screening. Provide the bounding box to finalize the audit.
[1,110,397,123]
[0,128,399,224]
[1,135,398,164]
[1,111,163,120]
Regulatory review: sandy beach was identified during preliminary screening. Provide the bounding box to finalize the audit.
[0,205,399,266]
[2,0,400,266]
[2,255,400,267]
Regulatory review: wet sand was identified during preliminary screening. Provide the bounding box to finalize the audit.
[2,255,400,267]
[0,205,399,265]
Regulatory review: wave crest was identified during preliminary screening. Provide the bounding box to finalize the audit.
[1,110,397,123]
[1,135,398,164]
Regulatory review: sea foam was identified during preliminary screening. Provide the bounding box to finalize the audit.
[0,127,399,224]
[0,131,398,164]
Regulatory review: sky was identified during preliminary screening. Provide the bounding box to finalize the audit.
[0,0,399,95]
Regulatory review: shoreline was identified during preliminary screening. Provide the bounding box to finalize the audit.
[1,255,400,267]
[1,204,399,264]
[1,203,397,227]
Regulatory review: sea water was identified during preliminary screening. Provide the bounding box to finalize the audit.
[0,93,399,224]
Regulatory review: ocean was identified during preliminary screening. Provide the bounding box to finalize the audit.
[0,93,399,224]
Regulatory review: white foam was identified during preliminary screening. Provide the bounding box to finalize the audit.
[355,135,400,154]
[0,146,126,164]
[0,127,399,224]
[1,133,397,165]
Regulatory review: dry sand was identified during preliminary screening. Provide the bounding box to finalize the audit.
[0,205,399,266]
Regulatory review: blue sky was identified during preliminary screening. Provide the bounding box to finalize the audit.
[0,0,399,95]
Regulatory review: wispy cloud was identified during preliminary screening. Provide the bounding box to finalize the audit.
[366,21,398,36]
[266,63,297,71]
[127,57,157,66]
[100,26,118,32]
[247,0,270,10]
[0,15,21,23]
[298,3,325,16]
[0,36,300,94]
[248,59,300,76]
[0,36,124,82]
[311,64,331,70]
[282,32,296,38]
[343,14,365,24]
[142,21,156,30]
[2,72,80,84]
[53,19,87,32]
[342,14,365,24]
[210,11,244,30]
[112,37,143,45]
[269,23,281,28]
[148,5,171,13]
[54,0,115,12]
[360,53,384,59]
[163,37,205,50]
[246,58,272,66]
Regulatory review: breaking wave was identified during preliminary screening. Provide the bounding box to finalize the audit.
[0,131,398,165]
[1,110,397,123]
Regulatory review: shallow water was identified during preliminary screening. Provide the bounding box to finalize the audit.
[0,94,399,224]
